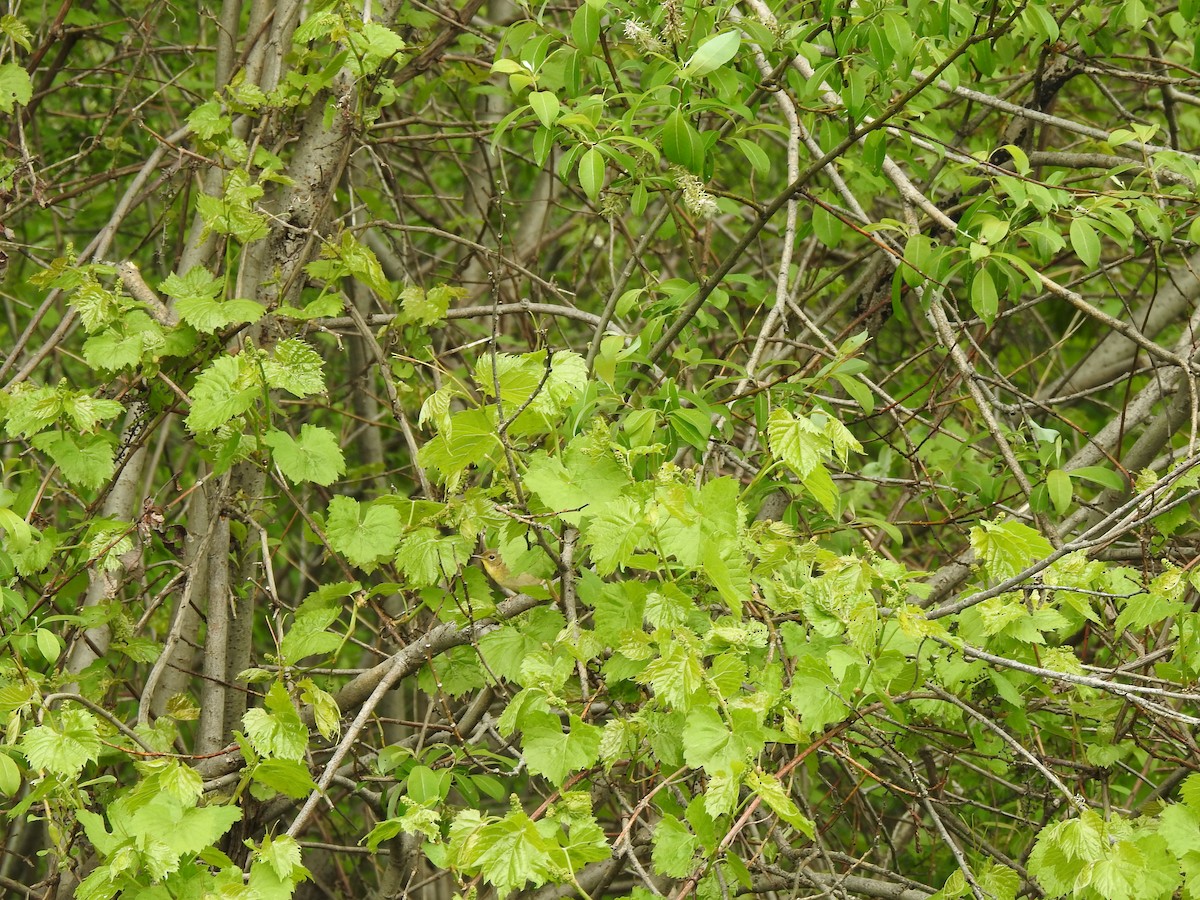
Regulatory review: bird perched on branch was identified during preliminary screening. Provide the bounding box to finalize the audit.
[478,548,555,595]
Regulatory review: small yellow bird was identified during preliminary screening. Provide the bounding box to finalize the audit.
[478,549,550,592]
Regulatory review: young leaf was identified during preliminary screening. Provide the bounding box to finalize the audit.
[325,496,403,570]
[529,91,559,129]
[263,425,346,486]
[1069,218,1101,269]
[681,32,741,78]
[187,355,261,433]
[1046,468,1072,515]
[242,682,308,761]
[578,147,605,201]
[0,63,32,112]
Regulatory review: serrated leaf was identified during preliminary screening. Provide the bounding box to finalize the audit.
[253,759,318,798]
[264,425,346,485]
[521,712,602,786]
[747,769,814,834]
[970,518,1055,579]
[0,15,33,51]
[652,815,698,877]
[394,527,471,587]
[188,100,232,139]
[187,354,261,432]
[22,709,101,776]
[584,497,649,575]
[262,338,326,396]
[0,63,33,113]
[257,833,304,881]
[325,496,403,569]
[32,431,116,490]
[242,682,308,761]
[176,296,266,332]
[767,409,824,478]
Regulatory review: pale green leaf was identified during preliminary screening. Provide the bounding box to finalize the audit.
[682,31,741,78]
[325,496,403,569]
[264,425,346,485]
[0,63,32,113]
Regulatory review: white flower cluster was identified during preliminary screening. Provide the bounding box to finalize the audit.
[675,169,720,219]
[624,17,664,54]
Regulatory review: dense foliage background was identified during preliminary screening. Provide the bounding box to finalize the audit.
[3,0,1200,898]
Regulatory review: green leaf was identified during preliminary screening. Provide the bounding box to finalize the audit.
[747,769,814,835]
[0,15,33,51]
[812,204,843,249]
[22,709,101,776]
[176,295,266,332]
[299,678,341,741]
[578,146,605,201]
[1069,465,1125,491]
[572,3,600,51]
[521,712,602,786]
[394,527,471,587]
[652,815,698,877]
[349,21,407,74]
[529,90,559,129]
[399,283,465,325]
[187,354,261,432]
[82,311,166,371]
[262,338,326,396]
[187,100,232,140]
[256,833,304,881]
[4,383,124,437]
[0,63,32,112]
[456,810,556,896]
[767,409,824,478]
[418,408,500,486]
[35,628,60,663]
[970,267,998,323]
[682,707,742,773]
[1046,468,1072,514]
[1023,3,1060,43]
[0,752,20,797]
[253,759,319,799]
[32,431,116,490]
[71,275,123,332]
[681,32,741,78]
[584,496,649,575]
[279,603,343,664]
[326,496,404,569]
[970,518,1055,579]
[263,425,346,486]
[242,682,308,761]
[65,393,123,432]
[662,109,703,173]
[196,168,269,242]
[307,231,391,296]
[731,137,769,176]
[1069,218,1101,269]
